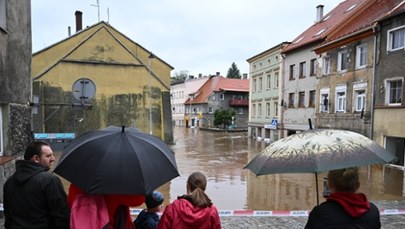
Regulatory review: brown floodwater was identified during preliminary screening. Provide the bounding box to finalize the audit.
[53,126,405,211]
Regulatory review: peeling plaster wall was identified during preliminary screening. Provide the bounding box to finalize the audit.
[0,0,33,203]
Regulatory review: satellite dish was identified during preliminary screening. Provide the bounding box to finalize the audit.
[72,78,96,102]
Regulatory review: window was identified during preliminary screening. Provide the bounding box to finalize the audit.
[211,94,216,100]
[0,0,6,31]
[274,102,279,117]
[288,93,295,108]
[298,92,305,107]
[258,103,262,117]
[238,108,243,114]
[388,26,405,51]
[252,104,256,117]
[266,74,271,90]
[274,72,279,88]
[320,88,330,113]
[220,94,225,100]
[385,78,403,105]
[253,78,257,92]
[310,59,317,76]
[355,90,365,112]
[335,86,347,112]
[289,64,296,80]
[299,62,306,78]
[323,57,330,75]
[338,50,348,72]
[259,77,263,91]
[309,90,316,107]
[353,83,367,112]
[356,44,367,68]
[266,102,271,117]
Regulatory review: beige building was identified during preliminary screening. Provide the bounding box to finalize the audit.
[32,12,174,142]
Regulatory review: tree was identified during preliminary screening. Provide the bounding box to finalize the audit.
[171,70,189,84]
[213,109,235,129]
[226,62,241,79]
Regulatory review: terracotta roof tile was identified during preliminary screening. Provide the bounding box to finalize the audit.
[185,76,249,104]
[326,0,405,42]
[282,0,366,53]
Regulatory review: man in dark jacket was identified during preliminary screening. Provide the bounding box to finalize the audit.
[3,141,70,229]
[305,167,381,229]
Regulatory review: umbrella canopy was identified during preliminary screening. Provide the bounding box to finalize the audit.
[244,129,395,175]
[54,126,179,195]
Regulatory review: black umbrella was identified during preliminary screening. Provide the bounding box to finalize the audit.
[54,126,179,195]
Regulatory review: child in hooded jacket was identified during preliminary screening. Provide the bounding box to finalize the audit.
[156,172,221,229]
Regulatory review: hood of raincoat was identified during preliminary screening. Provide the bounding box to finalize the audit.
[327,192,371,217]
[13,160,49,185]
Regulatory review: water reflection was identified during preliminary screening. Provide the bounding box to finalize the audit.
[54,127,405,211]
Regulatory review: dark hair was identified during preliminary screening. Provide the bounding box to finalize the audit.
[186,171,213,208]
[328,167,360,193]
[24,141,49,160]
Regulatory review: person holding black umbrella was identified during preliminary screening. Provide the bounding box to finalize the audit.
[305,167,381,229]
[157,171,221,229]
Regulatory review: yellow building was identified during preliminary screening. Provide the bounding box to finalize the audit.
[32,14,173,143]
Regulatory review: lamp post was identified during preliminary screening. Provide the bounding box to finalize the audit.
[148,53,155,135]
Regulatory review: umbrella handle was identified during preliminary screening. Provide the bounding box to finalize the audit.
[315,173,319,205]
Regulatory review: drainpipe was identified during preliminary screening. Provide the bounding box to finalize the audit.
[370,25,378,140]
[280,53,286,138]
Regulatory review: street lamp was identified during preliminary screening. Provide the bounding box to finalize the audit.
[148,53,155,135]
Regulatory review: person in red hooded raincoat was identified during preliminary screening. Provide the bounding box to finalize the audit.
[68,184,145,229]
[157,171,221,229]
[305,167,381,229]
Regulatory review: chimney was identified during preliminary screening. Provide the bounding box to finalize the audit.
[243,73,248,79]
[216,72,220,76]
[316,5,324,23]
[198,73,202,78]
[75,11,83,32]
[68,26,71,36]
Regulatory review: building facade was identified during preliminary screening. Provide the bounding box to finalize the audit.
[247,42,289,142]
[0,0,33,202]
[32,14,174,143]
[373,7,405,167]
[171,75,209,127]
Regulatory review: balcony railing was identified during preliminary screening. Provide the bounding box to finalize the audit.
[229,99,249,106]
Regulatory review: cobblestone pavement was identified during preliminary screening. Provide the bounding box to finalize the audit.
[0,200,403,228]
[220,200,405,229]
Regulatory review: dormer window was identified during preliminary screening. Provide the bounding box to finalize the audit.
[322,14,331,22]
[314,28,327,37]
[345,4,357,12]
[293,37,304,44]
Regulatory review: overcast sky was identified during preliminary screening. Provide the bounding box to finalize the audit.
[31,0,343,77]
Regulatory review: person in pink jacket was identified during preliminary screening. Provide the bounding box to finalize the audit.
[157,171,221,229]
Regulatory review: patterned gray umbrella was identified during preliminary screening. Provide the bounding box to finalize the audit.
[244,129,396,204]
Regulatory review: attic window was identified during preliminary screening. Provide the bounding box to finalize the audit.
[345,4,357,12]
[293,36,304,44]
[314,28,327,37]
[322,14,331,21]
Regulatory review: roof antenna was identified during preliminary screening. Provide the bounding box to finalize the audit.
[107,7,109,23]
[91,0,100,22]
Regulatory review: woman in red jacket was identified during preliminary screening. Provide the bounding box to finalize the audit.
[157,172,221,229]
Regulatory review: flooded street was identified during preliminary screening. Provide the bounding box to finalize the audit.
[54,126,405,211]
[165,127,405,211]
